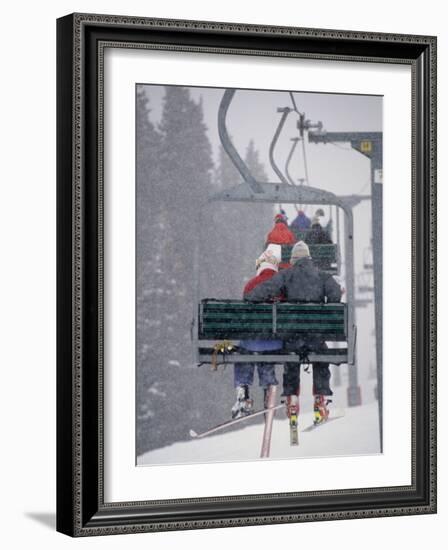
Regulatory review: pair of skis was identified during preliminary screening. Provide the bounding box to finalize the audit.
[190,386,280,458]
[190,400,344,442]
[189,402,284,439]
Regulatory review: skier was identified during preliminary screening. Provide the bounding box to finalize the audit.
[305,215,333,245]
[265,213,296,270]
[290,209,311,237]
[231,246,283,419]
[265,213,296,246]
[244,240,342,425]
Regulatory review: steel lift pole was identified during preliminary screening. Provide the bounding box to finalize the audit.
[308,130,383,447]
[285,138,301,187]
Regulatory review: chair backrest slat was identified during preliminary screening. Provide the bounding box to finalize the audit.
[199,300,347,340]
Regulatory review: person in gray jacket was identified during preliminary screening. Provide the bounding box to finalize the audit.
[244,240,342,423]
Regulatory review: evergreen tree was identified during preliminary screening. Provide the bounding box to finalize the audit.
[135,87,168,452]
[156,86,214,340]
[135,89,163,354]
[200,144,244,298]
[243,138,274,257]
[136,89,274,456]
[204,140,273,299]
[215,141,242,189]
[245,139,268,182]
[136,86,221,454]
[158,87,213,244]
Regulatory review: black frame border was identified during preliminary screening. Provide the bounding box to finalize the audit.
[57,13,437,537]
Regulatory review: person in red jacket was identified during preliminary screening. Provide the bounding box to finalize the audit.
[266,213,297,246]
[265,213,296,270]
[231,246,283,419]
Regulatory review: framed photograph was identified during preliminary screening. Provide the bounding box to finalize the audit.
[57,13,437,536]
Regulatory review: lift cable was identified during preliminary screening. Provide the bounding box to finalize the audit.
[285,138,300,212]
[287,93,311,188]
[301,132,310,187]
[287,92,312,210]
[285,138,299,186]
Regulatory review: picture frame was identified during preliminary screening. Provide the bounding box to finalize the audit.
[56,12,437,536]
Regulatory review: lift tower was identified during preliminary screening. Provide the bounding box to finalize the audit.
[307,129,383,439]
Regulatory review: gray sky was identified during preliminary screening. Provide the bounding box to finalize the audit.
[143,84,382,172]
[142,84,382,265]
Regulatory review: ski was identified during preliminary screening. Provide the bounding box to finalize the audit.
[301,413,345,433]
[189,403,285,439]
[283,396,299,446]
[289,410,299,446]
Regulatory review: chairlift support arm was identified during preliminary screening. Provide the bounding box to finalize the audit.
[217,89,263,193]
[285,137,301,186]
[268,107,293,186]
[308,128,383,436]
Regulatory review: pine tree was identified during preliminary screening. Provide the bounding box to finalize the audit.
[158,87,213,235]
[245,139,268,182]
[206,140,273,298]
[136,90,275,456]
[215,141,242,189]
[135,88,163,358]
[156,86,213,332]
[200,144,244,298]
[135,86,169,452]
[243,138,274,260]
[137,86,220,454]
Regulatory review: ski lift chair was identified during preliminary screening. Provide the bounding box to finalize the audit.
[357,271,374,294]
[197,300,350,366]
[363,246,373,270]
[290,228,309,242]
[192,89,359,369]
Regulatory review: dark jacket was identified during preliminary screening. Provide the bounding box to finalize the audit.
[244,257,341,303]
[305,223,332,245]
[291,211,311,231]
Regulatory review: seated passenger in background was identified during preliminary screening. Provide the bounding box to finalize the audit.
[266,213,296,246]
[305,215,333,245]
[290,209,311,234]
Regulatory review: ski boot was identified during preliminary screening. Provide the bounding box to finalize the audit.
[231,385,254,419]
[286,395,299,446]
[285,394,299,418]
[313,395,332,425]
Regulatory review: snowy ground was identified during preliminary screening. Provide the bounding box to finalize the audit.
[138,400,381,466]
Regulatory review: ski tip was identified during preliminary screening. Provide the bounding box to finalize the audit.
[189,429,198,438]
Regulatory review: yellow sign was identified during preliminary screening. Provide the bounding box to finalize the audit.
[360,140,372,153]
